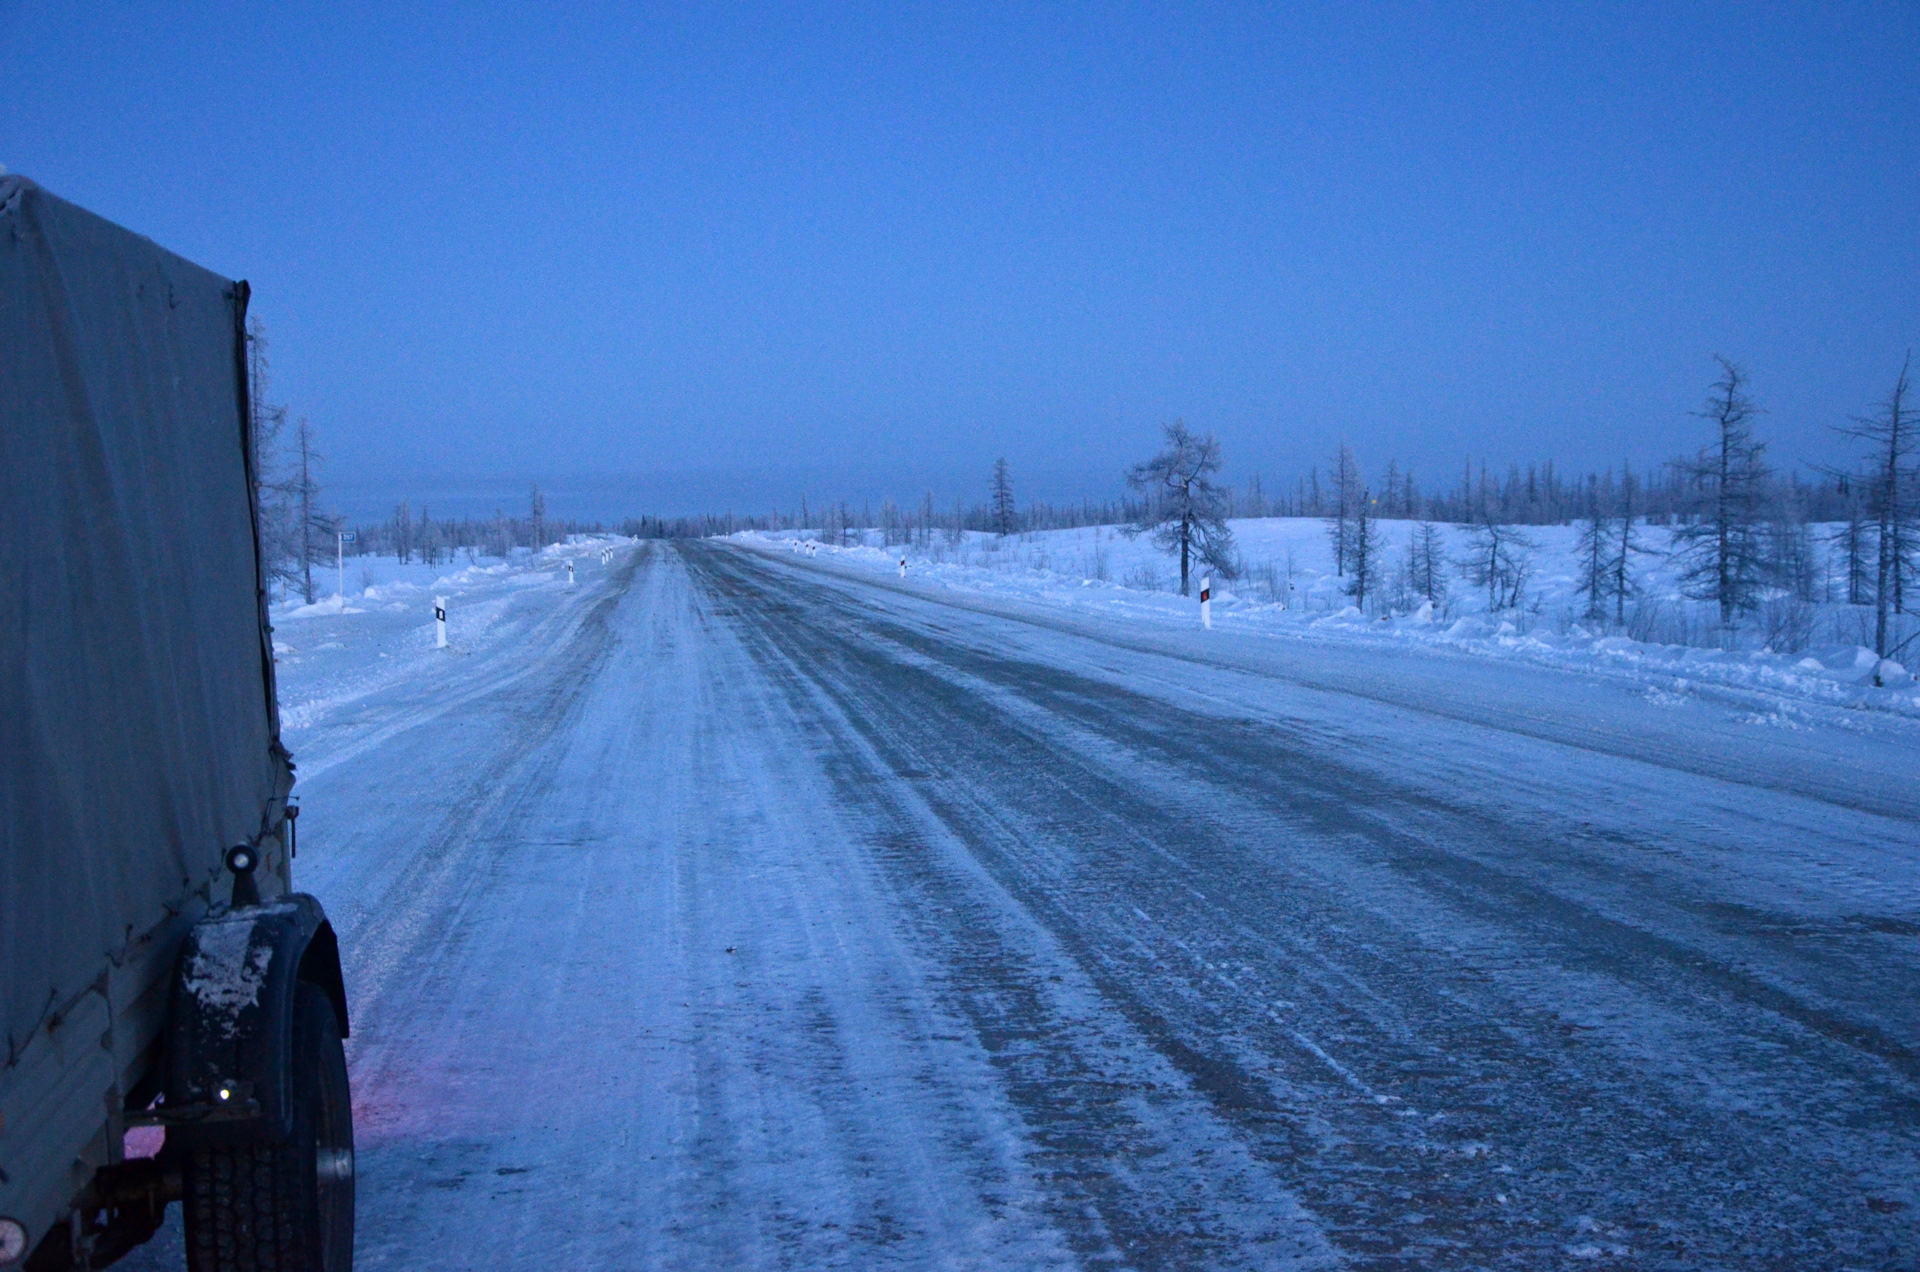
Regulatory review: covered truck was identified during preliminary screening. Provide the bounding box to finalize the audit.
[1,176,352,1270]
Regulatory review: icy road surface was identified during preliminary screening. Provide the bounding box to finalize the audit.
[141,540,1920,1269]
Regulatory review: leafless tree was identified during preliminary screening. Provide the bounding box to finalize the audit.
[1611,465,1653,627]
[1346,489,1386,609]
[392,500,414,566]
[1829,489,1874,607]
[287,419,334,604]
[245,319,301,592]
[1671,357,1770,628]
[1326,441,1359,575]
[418,507,444,566]
[1404,522,1448,606]
[1574,503,1611,622]
[1833,354,1918,656]
[1765,502,1817,604]
[1458,516,1536,611]
[1126,420,1237,596]
[990,459,1017,536]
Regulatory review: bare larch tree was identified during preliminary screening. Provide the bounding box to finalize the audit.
[1325,440,1359,575]
[990,459,1017,536]
[1127,421,1236,597]
[288,418,332,604]
[1835,354,1917,657]
[1574,497,1611,622]
[1829,484,1874,607]
[244,319,299,592]
[1672,357,1770,629]
[392,501,413,565]
[1458,516,1537,612]
[1346,489,1385,609]
[1405,522,1448,606]
[1612,464,1652,627]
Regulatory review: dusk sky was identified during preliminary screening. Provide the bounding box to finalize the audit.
[6,4,1917,519]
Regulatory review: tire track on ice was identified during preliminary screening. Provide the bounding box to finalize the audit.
[691,541,1920,1271]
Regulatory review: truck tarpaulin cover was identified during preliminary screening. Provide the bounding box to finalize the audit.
[0,176,286,1058]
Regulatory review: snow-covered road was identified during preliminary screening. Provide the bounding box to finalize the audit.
[133,540,1920,1269]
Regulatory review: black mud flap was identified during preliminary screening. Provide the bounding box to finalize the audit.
[161,894,349,1149]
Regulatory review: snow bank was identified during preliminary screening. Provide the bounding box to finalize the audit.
[730,520,1920,727]
[267,536,637,750]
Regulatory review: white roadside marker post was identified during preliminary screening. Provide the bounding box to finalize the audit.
[899,557,907,578]
[566,561,575,588]
[435,598,448,649]
[336,530,355,608]
[1200,576,1212,629]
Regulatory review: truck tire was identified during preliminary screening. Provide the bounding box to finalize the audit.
[183,982,354,1271]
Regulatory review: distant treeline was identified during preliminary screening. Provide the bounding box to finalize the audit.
[338,456,1865,555]
[626,495,1149,543]
[344,498,613,563]
[1230,454,1862,527]
[583,454,1865,544]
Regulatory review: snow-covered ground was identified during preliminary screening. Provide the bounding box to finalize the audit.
[733,518,1920,728]
[120,535,1920,1271]
[265,537,638,774]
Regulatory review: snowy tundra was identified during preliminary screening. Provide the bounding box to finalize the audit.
[739,517,1920,725]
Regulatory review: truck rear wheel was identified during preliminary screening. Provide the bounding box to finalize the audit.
[183,982,354,1271]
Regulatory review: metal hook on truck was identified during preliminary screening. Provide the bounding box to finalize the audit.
[0,176,354,1270]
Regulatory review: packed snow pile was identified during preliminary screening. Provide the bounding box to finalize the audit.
[732,519,1920,725]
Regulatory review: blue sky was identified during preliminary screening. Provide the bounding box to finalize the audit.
[5,3,1916,518]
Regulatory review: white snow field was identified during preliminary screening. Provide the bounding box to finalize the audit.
[123,536,1918,1270]
[735,518,1920,727]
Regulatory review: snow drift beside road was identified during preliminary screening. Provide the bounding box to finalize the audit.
[268,537,636,763]
[732,519,1920,730]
